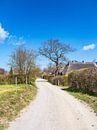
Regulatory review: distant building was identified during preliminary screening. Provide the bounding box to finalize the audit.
[66,61,96,74]
[43,61,97,76]
[0,68,5,75]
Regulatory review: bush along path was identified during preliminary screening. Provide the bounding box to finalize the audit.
[6,79,97,130]
[0,84,37,130]
[66,67,97,115]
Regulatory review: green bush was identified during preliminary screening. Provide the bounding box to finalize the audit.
[0,75,8,85]
[42,74,49,80]
[68,71,78,88]
[2,74,35,85]
[48,75,54,83]
[64,75,68,86]
[68,67,97,93]
[43,74,68,86]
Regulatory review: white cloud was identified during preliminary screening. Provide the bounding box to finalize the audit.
[0,23,9,42]
[83,44,96,51]
[0,23,26,46]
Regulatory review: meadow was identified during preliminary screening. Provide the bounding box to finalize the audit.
[0,84,37,130]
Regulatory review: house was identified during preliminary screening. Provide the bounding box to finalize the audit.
[43,61,96,76]
[0,68,5,75]
[65,61,96,74]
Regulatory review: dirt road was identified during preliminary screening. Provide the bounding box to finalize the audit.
[7,79,97,130]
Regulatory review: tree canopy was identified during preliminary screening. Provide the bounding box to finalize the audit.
[39,39,74,75]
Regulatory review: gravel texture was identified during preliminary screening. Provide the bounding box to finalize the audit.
[7,79,97,130]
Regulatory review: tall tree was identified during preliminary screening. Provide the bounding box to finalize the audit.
[39,39,74,75]
[9,46,36,83]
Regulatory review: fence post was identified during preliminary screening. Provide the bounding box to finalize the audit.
[26,76,27,84]
[15,76,17,86]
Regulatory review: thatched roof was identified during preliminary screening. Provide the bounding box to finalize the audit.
[66,62,96,74]
[43,61,96,75]
[0,68,5,75]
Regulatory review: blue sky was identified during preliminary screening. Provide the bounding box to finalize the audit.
[0,0,97,70]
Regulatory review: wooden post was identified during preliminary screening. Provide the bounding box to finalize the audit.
[26,76,27,84]
[15,76,17,86]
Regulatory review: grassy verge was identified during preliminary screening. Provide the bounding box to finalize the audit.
[0,84,37,130]
[64,87,97,115]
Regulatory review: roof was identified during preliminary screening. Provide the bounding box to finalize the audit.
[66,62,96,74]
[0,68,5,75]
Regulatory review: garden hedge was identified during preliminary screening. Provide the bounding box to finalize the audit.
[68,67,97,93]
[50,75,64,86]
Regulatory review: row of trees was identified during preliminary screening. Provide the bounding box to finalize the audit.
[1,39,73,84]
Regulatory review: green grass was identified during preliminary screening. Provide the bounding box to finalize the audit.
[0,124,4,130]
[64,87,97,115]
[0,83,37,130]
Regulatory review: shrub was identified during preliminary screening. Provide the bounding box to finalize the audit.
[48,75,54,83]
[0,75,8,84]
[51,76,64,86]
[64,75,68,86]
[43,74,68,86]
[68,67,97,93]
[68,71,78,88]
[42,74,49,80]
[8,74,35,85]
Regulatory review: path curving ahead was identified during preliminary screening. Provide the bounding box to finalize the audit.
[7,79,97,130]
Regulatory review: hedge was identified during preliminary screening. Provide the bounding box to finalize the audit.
[42,74,49,80]
[50,76,64,86]
[42,74,68,86]
[0,74,35,85]
[68,67,97,93]
[0,75,8,84]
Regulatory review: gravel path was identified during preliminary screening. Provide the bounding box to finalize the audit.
[7,79,97,130]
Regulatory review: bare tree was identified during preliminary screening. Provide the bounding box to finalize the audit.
[10,46,26,74]
[9,46,36,83]
[39,39,74,75]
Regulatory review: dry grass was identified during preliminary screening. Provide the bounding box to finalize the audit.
[64,87,97,115]
[0,84,37,130]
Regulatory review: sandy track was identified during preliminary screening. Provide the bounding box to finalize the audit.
[7,79,97,130]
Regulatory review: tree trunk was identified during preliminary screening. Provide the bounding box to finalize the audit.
[55,63,59,76]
